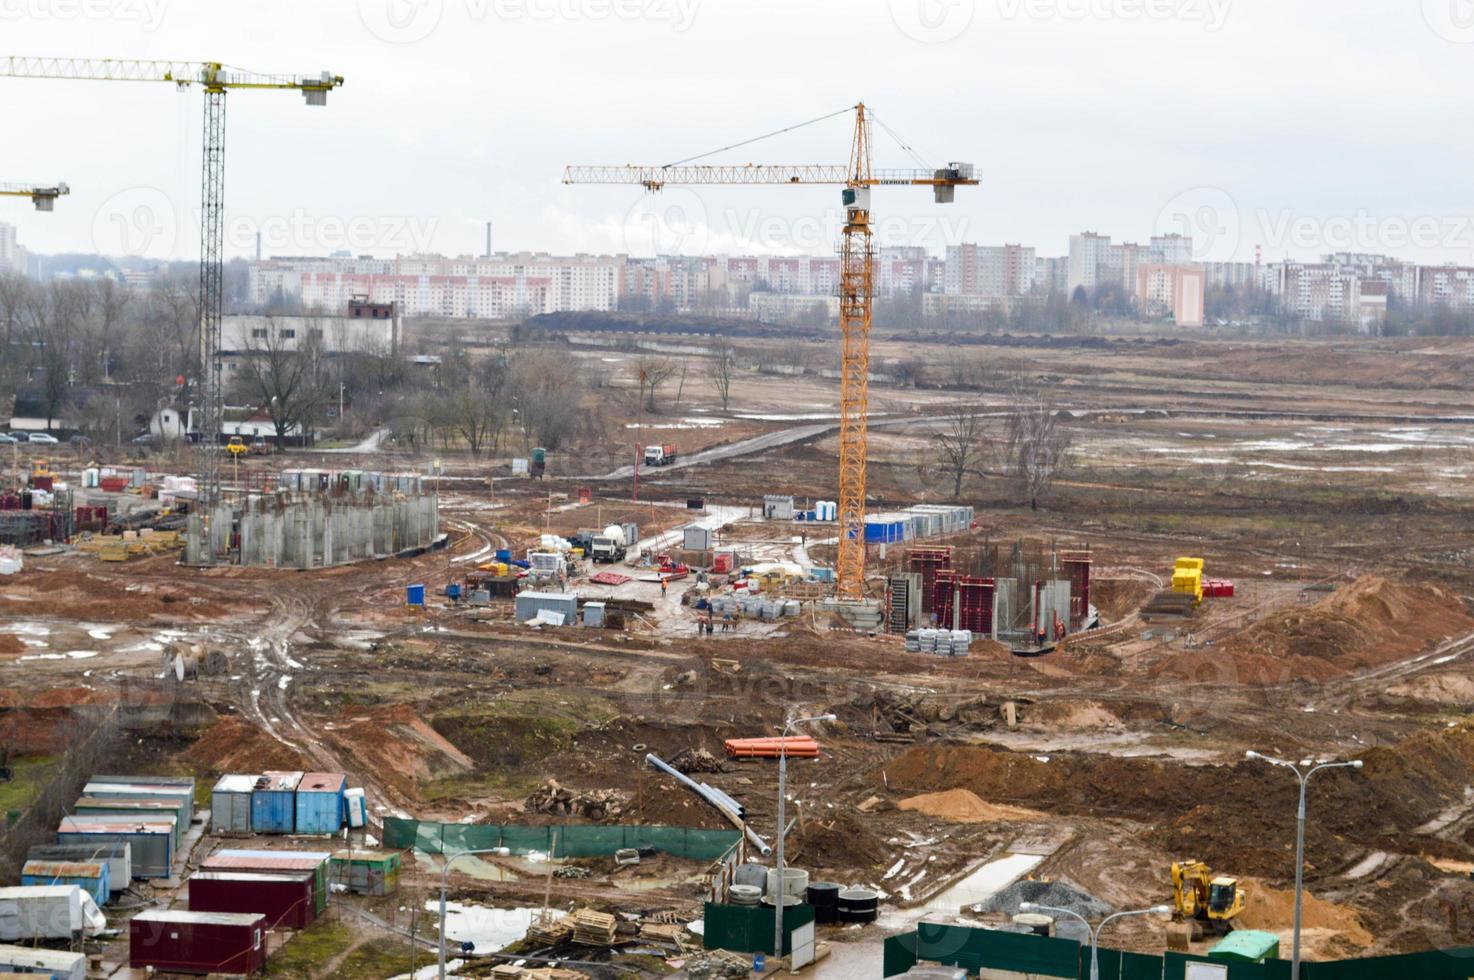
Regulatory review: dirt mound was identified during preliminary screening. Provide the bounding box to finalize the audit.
[788,809,891,871]
[898,789,1045,824]
[184,715,310,773]
[326,704,473,798]
[1093,578,1154,620]
[885,723,1474,879]
[1156,576,1473,684]
[0,633,24,658]
[1237,878,1373,947]
[979,879,1113,918]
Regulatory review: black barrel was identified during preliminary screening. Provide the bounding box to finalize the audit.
[806,882,842,924]
[837,887,879,924]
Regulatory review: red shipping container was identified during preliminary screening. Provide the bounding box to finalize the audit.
[99,476,128,492]
[130,909,267,975]
[188,870,316,930]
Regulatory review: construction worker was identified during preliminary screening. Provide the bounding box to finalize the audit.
[660,578,669,597]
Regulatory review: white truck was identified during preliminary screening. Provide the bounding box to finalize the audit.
[643,443,678,467]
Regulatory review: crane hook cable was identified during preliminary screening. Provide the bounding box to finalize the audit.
[661,104,858,169]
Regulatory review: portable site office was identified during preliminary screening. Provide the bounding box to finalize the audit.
[72,797,187,845]
[188,870,318,931]
[210,774,258,834]
[251,772,303,834]
[0,942,87,980]
[330,849,400,896]
[294,773,346,835]
[26,843,131,887]
[55,818,174,879]
[201,850,331,915]
[80,782,193,830]
[19,860,110,907]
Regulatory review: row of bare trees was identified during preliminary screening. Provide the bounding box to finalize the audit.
[931,384,1075,507]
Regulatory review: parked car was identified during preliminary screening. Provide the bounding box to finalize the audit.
[6,432,29,443]
[26,433,59,445]
[0,434,15,444]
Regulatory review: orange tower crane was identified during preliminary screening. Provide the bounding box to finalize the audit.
[564,103,976,600]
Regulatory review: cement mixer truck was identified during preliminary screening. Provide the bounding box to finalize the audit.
[590,524,628,563]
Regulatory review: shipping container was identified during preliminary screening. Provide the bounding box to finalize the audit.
[293,773,346,835]
[0,942,87,980]
[19,861,110,907]
[129,909,266,976]
[25,843,130,888]
[201,851,331,915]
[0,886,106,942]
[210,774,257,834]
[683,524,711,551]
[514,591,577,625]
[250,771,303,834]
[73,797,186,845]
[187,871,316,930]
[55,818,174,879]
[329,849,401,896]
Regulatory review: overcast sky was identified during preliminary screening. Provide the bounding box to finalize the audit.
[6,0,1474,265]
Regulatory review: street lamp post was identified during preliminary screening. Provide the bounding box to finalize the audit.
[1246,751,1363,980]
[774,712,836,959]
[437,848,507,980]
[1020,902,1171,980]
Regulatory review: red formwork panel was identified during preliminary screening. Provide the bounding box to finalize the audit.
[908,547,953,615]
[933,569,957,628]
[1060,551,1092,626]
[956,576,996,635]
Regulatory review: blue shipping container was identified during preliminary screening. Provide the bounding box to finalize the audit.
[406,583,425,606]
[294,773,347,835]
[864,521,906,544]
[494,549,511,562]
[251,772,303,834]
[22,859,111,906]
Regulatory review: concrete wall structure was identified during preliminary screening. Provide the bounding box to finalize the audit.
[185,491,439,568]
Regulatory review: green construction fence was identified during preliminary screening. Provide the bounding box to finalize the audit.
[382,816,740,861]
[882,922,1474,980]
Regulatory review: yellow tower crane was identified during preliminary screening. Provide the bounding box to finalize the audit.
[0,181,68,210]
[564,103,976,600]
[0,58,343,543]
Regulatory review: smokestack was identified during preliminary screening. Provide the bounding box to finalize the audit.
[485,221,492,259]
[255,231,261,262]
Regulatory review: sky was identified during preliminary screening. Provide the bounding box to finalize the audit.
[5,0,1474,265]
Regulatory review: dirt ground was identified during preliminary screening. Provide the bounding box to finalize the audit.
[5,330,1474,974]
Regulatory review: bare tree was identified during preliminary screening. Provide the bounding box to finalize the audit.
[709,342,736,411]
[635,355,676,411]
[230,317,334,444]
[1002,382,1073,511]
[933,406,990,500]
[512,350,578,450]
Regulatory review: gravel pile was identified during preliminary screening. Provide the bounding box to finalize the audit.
[978,879,1114,919]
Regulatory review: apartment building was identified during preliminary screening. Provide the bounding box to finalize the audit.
[944,243,1037,298]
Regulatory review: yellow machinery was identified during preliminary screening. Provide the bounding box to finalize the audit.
[0,181,68,210]
[563,105,976,599]
[1171,859,1245,939]
[226,436,248,457]
[1,58,343,533]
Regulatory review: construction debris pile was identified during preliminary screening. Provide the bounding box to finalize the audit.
[524,779,629,821]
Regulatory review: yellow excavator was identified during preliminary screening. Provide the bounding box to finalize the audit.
[1170,859,1245,942]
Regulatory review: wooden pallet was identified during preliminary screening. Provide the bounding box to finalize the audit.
[570,907,617,945]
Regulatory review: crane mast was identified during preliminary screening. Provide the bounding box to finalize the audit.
[563,103,976,601]
[1,58,343,559]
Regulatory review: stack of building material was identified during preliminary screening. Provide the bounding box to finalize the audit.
[570,908,618,945]
[1172,557,1204,603]
[1143,591,1197,618]
[588,571,631,586]
[723,737,820,759]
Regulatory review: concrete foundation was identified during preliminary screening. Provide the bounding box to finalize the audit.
[185,491,440,569]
